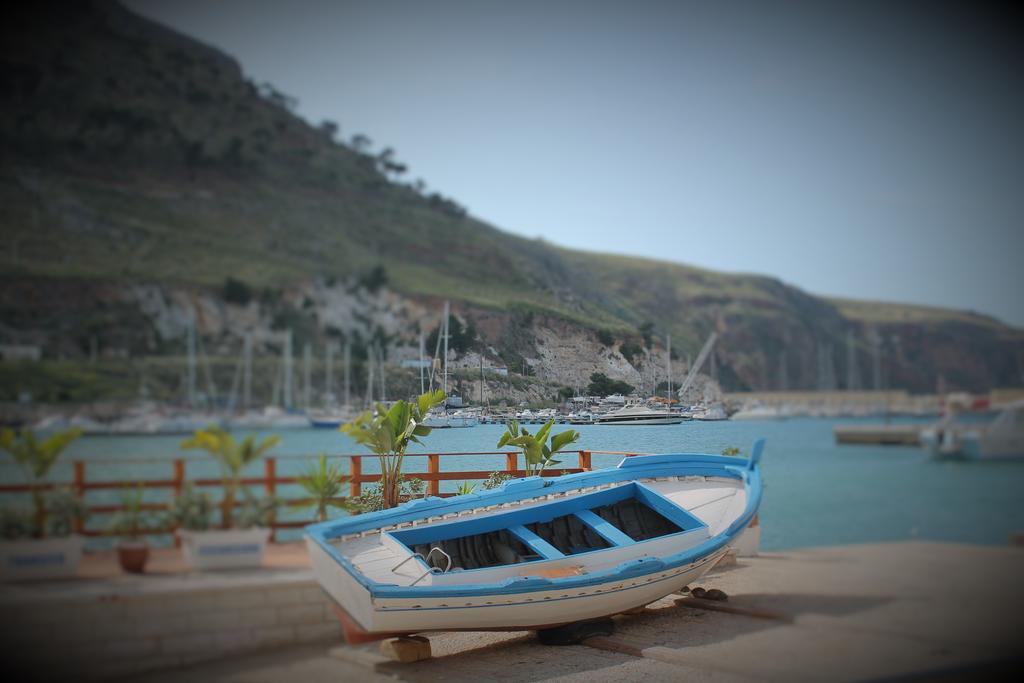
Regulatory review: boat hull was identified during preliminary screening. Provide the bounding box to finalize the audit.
[308,536,728,636]
[596,417,684,425]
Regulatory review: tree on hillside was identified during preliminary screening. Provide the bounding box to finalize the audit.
[223,277,251,305]
[359,265,388,293]
[587,373,634,397]
[426,315,478,355]
[350,133,372,153]
[319,120,339,141]
[638,321,655,348]
[619,341,643,364]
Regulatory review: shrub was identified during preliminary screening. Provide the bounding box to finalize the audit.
[587,372,634,397]
[223,277,252,305]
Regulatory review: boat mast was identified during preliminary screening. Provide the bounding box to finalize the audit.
[186,319,197,408]
[303,342,312,410]
[666,333,672,401]
[846,330,860,391]
[325,342,334,406]
[283,329,293,409]
[343,341,351,408]
[365,346,375,407]
[242,333,252,410]
[442,300,450,401]
[419,330,426,395]
[377,343,387,403]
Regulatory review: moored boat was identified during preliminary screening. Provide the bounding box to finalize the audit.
[305,440,764,640]
[920,401,1024,460]
[596,405,684,425]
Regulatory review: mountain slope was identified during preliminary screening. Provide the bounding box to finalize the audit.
[1,1,1020,395]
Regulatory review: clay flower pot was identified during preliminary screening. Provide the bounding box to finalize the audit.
[117,541,150,574]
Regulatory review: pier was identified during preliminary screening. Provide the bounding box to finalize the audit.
[833,424,922,445]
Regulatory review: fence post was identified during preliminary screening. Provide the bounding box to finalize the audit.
[350,456,362,498]
[73,461,86,535]
[265,457,277,543]
[427,454,440,497]
[505,452,517,474]
[172,459,185,547]
[577,451,592,471]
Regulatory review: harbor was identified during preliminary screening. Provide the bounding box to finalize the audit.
[3,1,1023,681]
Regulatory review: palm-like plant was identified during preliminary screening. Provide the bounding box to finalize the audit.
[180,428,281,528]
[0,427,83,538]
[341,389,445,509]
[109,484,152,542]
[497,419,580,477]
[298,454,352,522]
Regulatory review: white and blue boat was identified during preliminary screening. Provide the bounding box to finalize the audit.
[305,440,765,641]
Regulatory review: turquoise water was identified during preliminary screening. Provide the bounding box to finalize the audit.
[3,417,1022,550]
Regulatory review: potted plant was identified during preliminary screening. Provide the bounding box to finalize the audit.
[497,419,580,476]
[341,390,445,509]
[109,484,155,574]
[0,428,86,581]
[297,454,353,522]
[176,428,280,570]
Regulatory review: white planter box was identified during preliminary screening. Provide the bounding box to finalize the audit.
[0,535,84,581]
[178,528,270,570]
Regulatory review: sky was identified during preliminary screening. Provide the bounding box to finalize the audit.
[127,0,1023,327]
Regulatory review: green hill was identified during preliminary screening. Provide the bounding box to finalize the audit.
[1,1,1020,397]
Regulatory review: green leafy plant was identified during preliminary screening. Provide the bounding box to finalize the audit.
[0,507,34,540]
[46,487,88,538]
[297,454,353,522]
[109,484,154,542]
[497,419,580,477]
[341,389,445,509]
[455,481,476,496]
[481,471,514,490]
[180,428,281,528]
[0,427,83,538]
[235,497,279,529]
[166,485,215,531]
[352,477,425,513]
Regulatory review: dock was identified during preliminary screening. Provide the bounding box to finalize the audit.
[833,423,922,445]
[112,541,1024,682]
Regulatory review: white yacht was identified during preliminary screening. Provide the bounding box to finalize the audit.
[921,401,1024,460]
[692,403,729,421]
[423,410,477,429]
[596,404,684,425]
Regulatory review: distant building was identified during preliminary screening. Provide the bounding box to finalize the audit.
[400,359,431,369]
[0,344,41,361]
[488,366,509,376]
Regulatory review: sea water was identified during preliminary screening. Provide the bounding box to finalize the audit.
[3,417,1022,551]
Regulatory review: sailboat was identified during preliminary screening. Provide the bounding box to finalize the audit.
[309,342,357,428]
[423,301,477,428]
[305,440,765,641]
